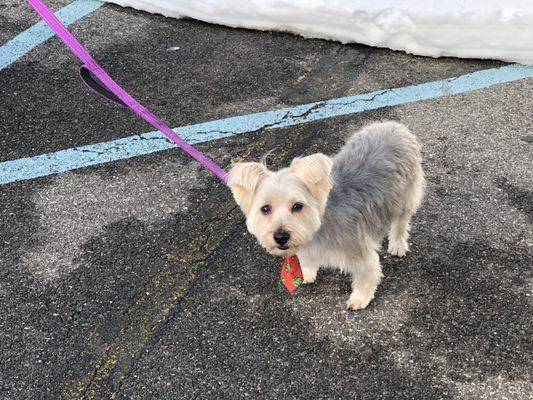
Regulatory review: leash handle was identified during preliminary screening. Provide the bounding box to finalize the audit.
[78,66,126,107]
[27,0,228,183]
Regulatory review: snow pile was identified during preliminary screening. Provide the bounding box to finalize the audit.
[105,0,533,65]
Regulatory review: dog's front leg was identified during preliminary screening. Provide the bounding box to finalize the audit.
[346,251,383,310]
[297,253,319,284]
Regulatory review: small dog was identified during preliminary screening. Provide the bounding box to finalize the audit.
[228,121,425,310]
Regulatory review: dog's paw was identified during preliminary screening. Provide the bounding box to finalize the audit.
[346,292,373,310]
[301,266,317,284]
[387,241,408,258]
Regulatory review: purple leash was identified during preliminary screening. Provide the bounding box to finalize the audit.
[27,0,228,183]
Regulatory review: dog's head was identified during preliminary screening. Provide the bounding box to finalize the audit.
[228,154,333,256]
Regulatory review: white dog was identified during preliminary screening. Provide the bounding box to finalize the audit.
[228,121,425,310]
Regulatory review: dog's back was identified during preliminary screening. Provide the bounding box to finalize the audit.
[323,121,425,242]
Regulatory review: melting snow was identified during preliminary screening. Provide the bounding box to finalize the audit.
[105,0,533,64]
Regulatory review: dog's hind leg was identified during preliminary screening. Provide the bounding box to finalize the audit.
[388,170,425,257]
[346,251,383,310]
[387,211,412,257]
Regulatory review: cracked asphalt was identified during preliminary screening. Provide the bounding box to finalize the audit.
[1,1,532,399]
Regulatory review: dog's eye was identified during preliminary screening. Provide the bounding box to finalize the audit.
[291,202,304,212]
[260,205,271,215]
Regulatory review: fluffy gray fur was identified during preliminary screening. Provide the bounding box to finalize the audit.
[314,121,424,253]
[297,121,425,309]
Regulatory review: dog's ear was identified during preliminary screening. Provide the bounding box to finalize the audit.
[290,153,333,211]
[227,162,268,213]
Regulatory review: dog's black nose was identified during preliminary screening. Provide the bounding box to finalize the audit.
[273,231,290,246]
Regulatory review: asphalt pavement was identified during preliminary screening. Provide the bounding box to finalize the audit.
[0,1,532,399]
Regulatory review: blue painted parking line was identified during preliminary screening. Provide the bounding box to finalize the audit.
[1,63,533,185]
[0,0,102,71]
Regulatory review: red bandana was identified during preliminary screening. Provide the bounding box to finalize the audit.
[280,255,304,293]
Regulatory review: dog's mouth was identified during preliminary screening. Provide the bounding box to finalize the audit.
[269,244,298,257]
